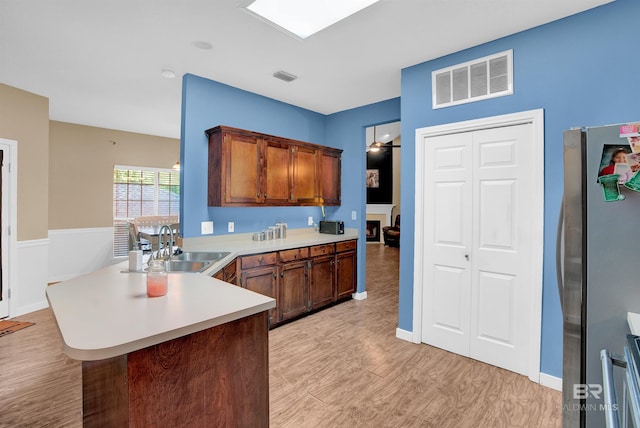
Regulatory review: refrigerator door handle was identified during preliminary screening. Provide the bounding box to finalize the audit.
[556,195,564,314]
[601,349,626,428]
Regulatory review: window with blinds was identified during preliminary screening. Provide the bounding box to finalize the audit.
[113,166,180,258]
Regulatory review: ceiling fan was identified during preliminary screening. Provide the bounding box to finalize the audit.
[368,126,401,152]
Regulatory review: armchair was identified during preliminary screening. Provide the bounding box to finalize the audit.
[382,214,400,247]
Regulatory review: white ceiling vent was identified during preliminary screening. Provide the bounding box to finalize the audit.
[273,70,298,82]
[432,50,513,109]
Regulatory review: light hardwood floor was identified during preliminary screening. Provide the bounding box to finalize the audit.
[0,244,561,427]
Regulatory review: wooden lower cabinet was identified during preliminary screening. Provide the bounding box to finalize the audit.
[213,259,238,286]
[310,254,334,309]
[336,240,357,300]
[241,264,278,326]
[235,239,357,328]
[279,260,309,322]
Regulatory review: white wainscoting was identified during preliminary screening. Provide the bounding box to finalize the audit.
[48,228,116,283]
[15,239,49,317]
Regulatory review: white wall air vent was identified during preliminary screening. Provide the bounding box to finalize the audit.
[432,50,513,109]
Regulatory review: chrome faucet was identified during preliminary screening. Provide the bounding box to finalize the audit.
[156,224,174,261]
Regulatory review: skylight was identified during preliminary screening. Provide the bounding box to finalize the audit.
[246,0,380,39]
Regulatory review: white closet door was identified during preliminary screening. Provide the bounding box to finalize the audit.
[421,123,534,376]
[421,132,473,356]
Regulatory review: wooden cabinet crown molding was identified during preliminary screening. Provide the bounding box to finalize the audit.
[205,126,342,207]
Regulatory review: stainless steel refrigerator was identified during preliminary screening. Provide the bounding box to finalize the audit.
[561,125,640,427]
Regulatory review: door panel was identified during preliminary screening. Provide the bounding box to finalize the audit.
[470,125,532,375]
[422,132,472,356]
[421,123,533,376]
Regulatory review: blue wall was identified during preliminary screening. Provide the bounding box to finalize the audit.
[180,73,400,293]
[399,0,640,377]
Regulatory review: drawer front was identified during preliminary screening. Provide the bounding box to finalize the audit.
[279,247,309,262]
[336,240,357,253]
[310,244,335,258]
[241,252,278,269]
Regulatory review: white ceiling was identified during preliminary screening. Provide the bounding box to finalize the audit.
[0,0,612,139]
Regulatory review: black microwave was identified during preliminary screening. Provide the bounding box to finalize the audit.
[319,220,344,235]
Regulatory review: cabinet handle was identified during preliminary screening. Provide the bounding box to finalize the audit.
[258,256,264,264]
[264,194,267,198]
[280,272,284,278]
[257,193,261,198]
[273,272,277,279]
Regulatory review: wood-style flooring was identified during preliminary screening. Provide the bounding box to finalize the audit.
[0,244,561,427]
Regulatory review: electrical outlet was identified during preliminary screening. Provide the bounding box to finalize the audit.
[201,221,214,235]
[351,211,357,220]
[308,216,314,226]
[228,222,234,233]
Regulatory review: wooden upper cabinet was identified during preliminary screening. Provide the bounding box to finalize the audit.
[206,126,342,207]
[319,149,341,206]
[291,145,317,204]
[264,139,291,205]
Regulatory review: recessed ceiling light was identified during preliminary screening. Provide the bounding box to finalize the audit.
[192,40,213,50]
[246,0,380,39]
[160,69,176,79]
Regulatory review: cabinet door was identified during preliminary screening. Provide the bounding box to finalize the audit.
[264,139,291,204]
[279,260,308,321]
[225,133,261,204]
[242,265,278,325]
[310,255,334,309]
[319,150,341,205]
[292,145,317,204]
[336,251,356,300]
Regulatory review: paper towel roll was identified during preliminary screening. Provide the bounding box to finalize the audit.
[129,250,143,272]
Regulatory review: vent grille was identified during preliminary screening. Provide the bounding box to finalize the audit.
[432,50,513,109]
[273,70,297,82]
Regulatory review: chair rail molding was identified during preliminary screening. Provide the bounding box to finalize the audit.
[365,204,395,227]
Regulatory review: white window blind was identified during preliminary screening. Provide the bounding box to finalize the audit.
[113,166,180,257]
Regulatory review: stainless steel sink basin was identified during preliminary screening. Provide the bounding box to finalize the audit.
[173,251,230,262]
[165,259,213,273]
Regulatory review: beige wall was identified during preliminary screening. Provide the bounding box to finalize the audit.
[49,121,179,229]
[0,84,50,241]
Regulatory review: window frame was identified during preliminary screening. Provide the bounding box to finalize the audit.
[113,165,180,258]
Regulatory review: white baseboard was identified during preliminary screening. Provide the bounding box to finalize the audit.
[539,372,562,391]
[352,291,367,300]
[396,327,416,343]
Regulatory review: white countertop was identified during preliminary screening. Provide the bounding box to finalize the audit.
[46,263,275,361]
[628,312,640,335]
[185,227,359,276]
[47,227,358,361]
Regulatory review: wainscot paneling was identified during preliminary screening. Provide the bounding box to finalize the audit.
[48,228,116,283]
[15,239,49,317]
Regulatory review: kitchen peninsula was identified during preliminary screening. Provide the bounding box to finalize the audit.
[46,261,276,426]
[46,227,357,426]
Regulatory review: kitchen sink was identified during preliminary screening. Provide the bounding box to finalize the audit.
[173,251,230,262]
[165,259,213,273]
